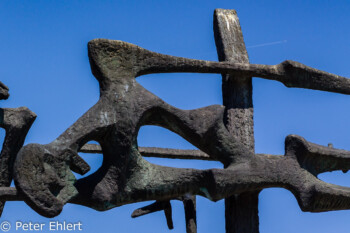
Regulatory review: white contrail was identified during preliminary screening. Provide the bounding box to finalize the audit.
[247,40,287,49]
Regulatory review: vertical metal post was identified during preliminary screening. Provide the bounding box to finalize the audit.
[183,195,197,233]
[214,9,259,233]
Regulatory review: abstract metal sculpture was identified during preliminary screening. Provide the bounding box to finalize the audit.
[1,8,350,233]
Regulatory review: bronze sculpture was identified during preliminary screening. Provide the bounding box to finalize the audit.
[0,9,350,233]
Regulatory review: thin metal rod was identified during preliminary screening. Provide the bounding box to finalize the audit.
[79,144,212,160]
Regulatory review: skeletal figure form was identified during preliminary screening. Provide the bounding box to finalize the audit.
[9,39,350,220]
[0,9,347,233]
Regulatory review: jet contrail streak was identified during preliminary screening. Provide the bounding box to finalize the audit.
[247,40,287,49]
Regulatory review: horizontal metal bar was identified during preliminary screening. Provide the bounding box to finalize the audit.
[79,144,213,160]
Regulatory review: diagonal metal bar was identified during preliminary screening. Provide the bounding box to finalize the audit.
[131,200,173,230]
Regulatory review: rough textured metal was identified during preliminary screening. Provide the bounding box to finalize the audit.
[80,144,212,160]
[132,200,173,229]
[11,38,350,216]
[213,9,253,151]
[0,8,349,233]
[0,82,9,100]
[183,195,197,233]
[0,84,36,216]
[214,9,259,233]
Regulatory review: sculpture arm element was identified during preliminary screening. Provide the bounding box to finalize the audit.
[257,135,350,213]
[88,39,350,95]
[10,134,350,214]
[131,200,174,229]
[131,195,196,232]
[0,107,36,216]
[0,82,9,100]
[0,107,37,186]
[78,138,350,213]
[13,98,114,218]
[285,135,350,175]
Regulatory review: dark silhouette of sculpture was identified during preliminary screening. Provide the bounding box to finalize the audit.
[1,8,350,233]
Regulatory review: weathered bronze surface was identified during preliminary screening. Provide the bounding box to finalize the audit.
[1,8,350,233]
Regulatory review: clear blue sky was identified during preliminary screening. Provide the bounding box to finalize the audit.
[1,0,350,232]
